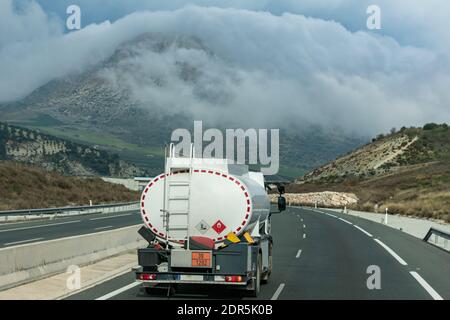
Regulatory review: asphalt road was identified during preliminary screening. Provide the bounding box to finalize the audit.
[0,210,141,248]
[66,206,450,300]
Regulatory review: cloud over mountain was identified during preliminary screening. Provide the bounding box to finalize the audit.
[1,0,449,135]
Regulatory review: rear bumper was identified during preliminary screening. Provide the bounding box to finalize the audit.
[138,280,247,286]
[135,271,249,286]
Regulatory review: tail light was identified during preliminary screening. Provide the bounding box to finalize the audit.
[225,275,243,282]
[139,273,156,280]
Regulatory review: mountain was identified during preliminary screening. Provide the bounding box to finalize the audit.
[290,124,450,222]
[0,32,367,177]
[0,161,139,210]
[0,122,145,178]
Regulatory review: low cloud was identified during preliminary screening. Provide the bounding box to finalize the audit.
[1,1,449,136]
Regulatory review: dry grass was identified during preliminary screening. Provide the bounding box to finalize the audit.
[0,161,139,210]
[288,161,450,222]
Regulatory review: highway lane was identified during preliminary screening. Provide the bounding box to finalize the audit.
[314,207,450,300]
[0,210,141,248]
[66,206,450,300]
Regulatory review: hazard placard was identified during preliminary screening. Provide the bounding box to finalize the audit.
[212,220,226,234]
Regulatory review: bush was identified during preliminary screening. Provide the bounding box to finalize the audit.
[423,123,439,130]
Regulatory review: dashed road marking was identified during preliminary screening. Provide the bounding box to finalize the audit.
[295,249,302,258]
[271,283,286,300]
[0,220,80,233]
[96,282,141,300]
[4,237,44,246]
[410,271,443,300]
[338,217,353,225]
[353,225,373,237]
[94,225,113,231]
[374,239,408,265]
[90,213,132,221]
[303,233,306,239]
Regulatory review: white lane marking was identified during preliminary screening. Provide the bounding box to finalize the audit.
[300,218,303,222]
[303,224,306,228]
[4,237,44,246]
[295,249,302,258]
[90,213,132,221]
[303,233,306,239]
[353,225,373,237]
[96,282,141,300]
[374,239,408,265]
[271,283,286,300]
[409,271,443,300]
[94,225,113,231]
[338,217,353,225]
[324,212,337,218]
[0,220,80,233]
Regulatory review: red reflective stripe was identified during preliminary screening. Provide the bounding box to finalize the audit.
[142,168,252,243]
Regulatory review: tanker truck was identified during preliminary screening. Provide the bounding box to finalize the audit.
[134,143,286,297]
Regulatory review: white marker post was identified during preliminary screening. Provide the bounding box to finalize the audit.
[384,208,388,225]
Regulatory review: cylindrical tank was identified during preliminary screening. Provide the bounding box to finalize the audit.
[140,167,270,245]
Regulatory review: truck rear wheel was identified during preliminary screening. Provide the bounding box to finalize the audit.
[249,252,262,297]
[262,242,272,284]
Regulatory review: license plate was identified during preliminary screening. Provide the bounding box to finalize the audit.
[191,251,211,267]
[180,275,204,281]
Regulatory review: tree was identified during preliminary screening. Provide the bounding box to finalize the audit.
[423,123,438,130]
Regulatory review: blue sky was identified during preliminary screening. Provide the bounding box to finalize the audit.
[1,1,449,134]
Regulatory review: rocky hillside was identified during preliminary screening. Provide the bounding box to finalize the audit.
[0,161,139,210]
[270,192,358,208]
[0,122,145,178]
[290,124,450,222]
[297,124,449,183]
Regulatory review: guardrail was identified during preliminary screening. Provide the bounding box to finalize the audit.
[423,227,450,252]
[0,201,139,222]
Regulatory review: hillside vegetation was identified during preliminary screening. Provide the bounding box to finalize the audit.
[0,161,139,210]
[0,122,145,177]
[292,124,450,222]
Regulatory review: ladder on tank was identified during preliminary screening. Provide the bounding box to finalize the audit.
[161,143,194,249]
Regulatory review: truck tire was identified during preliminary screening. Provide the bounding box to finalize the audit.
[249,252,262,297]
[262,242,273,284]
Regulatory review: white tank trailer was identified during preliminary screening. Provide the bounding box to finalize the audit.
[134,144,286,297]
